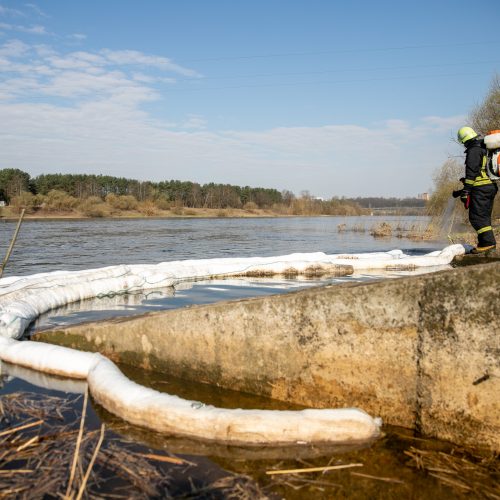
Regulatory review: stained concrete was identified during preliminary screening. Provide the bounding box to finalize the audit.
[36,261,500,451]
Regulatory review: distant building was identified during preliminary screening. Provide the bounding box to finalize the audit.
[417,193,429,201]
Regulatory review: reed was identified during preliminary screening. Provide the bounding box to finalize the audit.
[0,391,267,499]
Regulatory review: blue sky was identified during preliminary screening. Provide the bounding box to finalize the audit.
[0,1,498,197]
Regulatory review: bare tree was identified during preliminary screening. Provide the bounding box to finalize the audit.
[470,74,500,135]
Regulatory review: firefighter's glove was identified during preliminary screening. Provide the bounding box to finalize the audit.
[452,189,462,198]
[460,190,470,209]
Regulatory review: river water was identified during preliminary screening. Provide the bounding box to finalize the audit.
[1,216,443,330]
[0,215,441,276]
[3,217,490,498]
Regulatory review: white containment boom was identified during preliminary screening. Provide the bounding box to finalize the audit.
[0,246,466,445]
[0,336,381,445]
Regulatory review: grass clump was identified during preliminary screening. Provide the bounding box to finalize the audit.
[370,222,393,237]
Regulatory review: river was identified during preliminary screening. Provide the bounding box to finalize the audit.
[1,216,443,331]
[0,215,441,276]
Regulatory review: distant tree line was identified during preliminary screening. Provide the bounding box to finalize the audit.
[0,170,284,209]
[0,169,431,218]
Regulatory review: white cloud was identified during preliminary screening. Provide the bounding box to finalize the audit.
[46,52,107,70]
[100,49,201,77]
[181,114,207,130]
[33,43,55,57]
[0,38,29,56]
[0,39,199,105]
[0,5,25,17]
[132,72,175,84]
[25,3,50,18]
[421,115,465,131]
[0,21,48,35]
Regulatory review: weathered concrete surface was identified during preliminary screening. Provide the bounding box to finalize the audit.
[416,265,500,449]
[36,261,500,451]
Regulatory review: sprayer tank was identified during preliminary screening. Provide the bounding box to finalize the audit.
[484,130,500,149]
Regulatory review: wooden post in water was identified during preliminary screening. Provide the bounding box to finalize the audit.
[0,208,25,279]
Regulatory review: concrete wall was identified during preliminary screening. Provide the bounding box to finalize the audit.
[36,261,500,451]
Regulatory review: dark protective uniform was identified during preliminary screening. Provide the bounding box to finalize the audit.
[463,137,498,247]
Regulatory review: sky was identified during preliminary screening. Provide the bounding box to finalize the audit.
[0,1,498,198]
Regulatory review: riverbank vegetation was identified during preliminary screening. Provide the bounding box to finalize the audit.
[337,220,435,240]
[0,169,424,219]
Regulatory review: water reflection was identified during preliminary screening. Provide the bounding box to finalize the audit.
[28,262,449,335]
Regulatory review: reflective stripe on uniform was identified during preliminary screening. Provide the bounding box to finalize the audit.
[473,156,493,186]
[474,179,493,186]
[477,226,493,234]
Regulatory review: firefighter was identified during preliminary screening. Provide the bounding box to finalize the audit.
[456,126,498,253]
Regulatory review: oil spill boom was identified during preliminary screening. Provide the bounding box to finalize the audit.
[3,244,490,448]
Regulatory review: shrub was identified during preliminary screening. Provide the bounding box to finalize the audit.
[9,191,38,213]
[137,201,157,216]
[44,189,78,212]
[243,201,258,211]
[78,196,111,217]
[105,193,138,210]
[154,197,171,210]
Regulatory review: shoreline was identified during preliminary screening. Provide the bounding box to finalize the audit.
[0,210,427,221]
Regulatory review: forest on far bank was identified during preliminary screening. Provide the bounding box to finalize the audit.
[0,169,425,218]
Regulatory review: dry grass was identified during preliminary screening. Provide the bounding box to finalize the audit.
[370,222,393,238]
[0,391,268,499]
[405,446,500,498]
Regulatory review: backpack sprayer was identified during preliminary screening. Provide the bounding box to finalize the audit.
[485,130,500,180]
